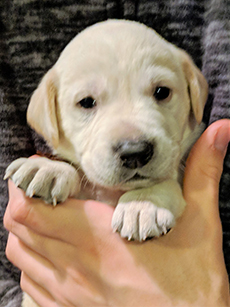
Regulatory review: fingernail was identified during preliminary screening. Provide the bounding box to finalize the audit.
[214,124,230,154]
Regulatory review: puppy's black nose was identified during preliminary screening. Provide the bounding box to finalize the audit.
[114,140,154,169]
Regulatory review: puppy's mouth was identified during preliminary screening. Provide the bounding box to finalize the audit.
[124,172,150,183]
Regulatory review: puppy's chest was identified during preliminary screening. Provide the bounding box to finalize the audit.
[77,180,125,207]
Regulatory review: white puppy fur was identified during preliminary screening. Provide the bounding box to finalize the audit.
[5,20,208,307]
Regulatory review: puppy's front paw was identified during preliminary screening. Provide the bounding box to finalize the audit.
[112,201,175,241]
[4,157,79,205]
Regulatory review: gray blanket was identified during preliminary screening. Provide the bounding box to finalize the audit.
[0,0,229,306]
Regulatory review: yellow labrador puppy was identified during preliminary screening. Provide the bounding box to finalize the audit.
[5,19,208,307]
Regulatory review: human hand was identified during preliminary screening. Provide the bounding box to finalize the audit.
[4,119,230,307]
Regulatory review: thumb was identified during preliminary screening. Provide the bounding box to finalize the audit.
[183,119,230,218]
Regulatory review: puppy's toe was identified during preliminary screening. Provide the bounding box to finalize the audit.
[51,169,79,204]
[111,204,125,234]
[112,202,139,240]
[25,162,79,204]
[25,167,55,202]
[120,209,140,241]
[156,208,175,235]
[139,206,175,239]
[139,205,161,240]
[10,160,39,191]
[4,158,28,181]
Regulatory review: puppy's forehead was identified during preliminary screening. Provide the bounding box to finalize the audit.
[55,20,178,78]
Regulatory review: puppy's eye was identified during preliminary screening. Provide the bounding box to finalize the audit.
[78,97,96,109]
[154,87,171,101]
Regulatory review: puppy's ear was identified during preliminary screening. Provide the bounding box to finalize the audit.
[181,51,208,124]
[27,69,59,148]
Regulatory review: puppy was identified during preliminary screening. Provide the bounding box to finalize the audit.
[5,19,208,307]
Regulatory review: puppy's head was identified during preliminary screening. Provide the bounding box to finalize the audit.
[27,20,208,190]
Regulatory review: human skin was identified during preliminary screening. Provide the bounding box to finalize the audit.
[4,119,230,307]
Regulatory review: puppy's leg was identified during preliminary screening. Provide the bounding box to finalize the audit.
[22,293,40,307]
[112,179,186,241]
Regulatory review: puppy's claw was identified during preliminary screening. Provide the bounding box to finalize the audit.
[162,226,167,235]
[3,171,11,180]
[26,189,35,198]
[112,228,118,234]
[14,180,21,188]
[53,197,57,207]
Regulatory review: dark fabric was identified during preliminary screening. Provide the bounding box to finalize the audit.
[202,0,230,272]
[0,0,229,306]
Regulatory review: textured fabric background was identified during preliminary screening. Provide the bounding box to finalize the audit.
[0,0,229,306]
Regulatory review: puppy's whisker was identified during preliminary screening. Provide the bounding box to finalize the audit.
[79,174,86,190]
[75,165,81,172]
[79,173,91,190]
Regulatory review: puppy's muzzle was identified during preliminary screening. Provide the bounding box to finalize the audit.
[114,140,154,169]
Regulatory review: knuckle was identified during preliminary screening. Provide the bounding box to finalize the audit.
[20,273,27,291]
[5,234,16,262]
[199,162,223,185]
[3,206,12,231]
[9,196,33,225]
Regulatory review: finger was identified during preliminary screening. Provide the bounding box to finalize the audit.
[22,272,106,307]
[6,233,70,305]
[183,119,230,216]
[168,120,230,250]
[5,218,87,269]
[6,233,104,306]
[5,180,114,244]
[21,272,57,307]
[179,119,229,258]
[6,232,58,290]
